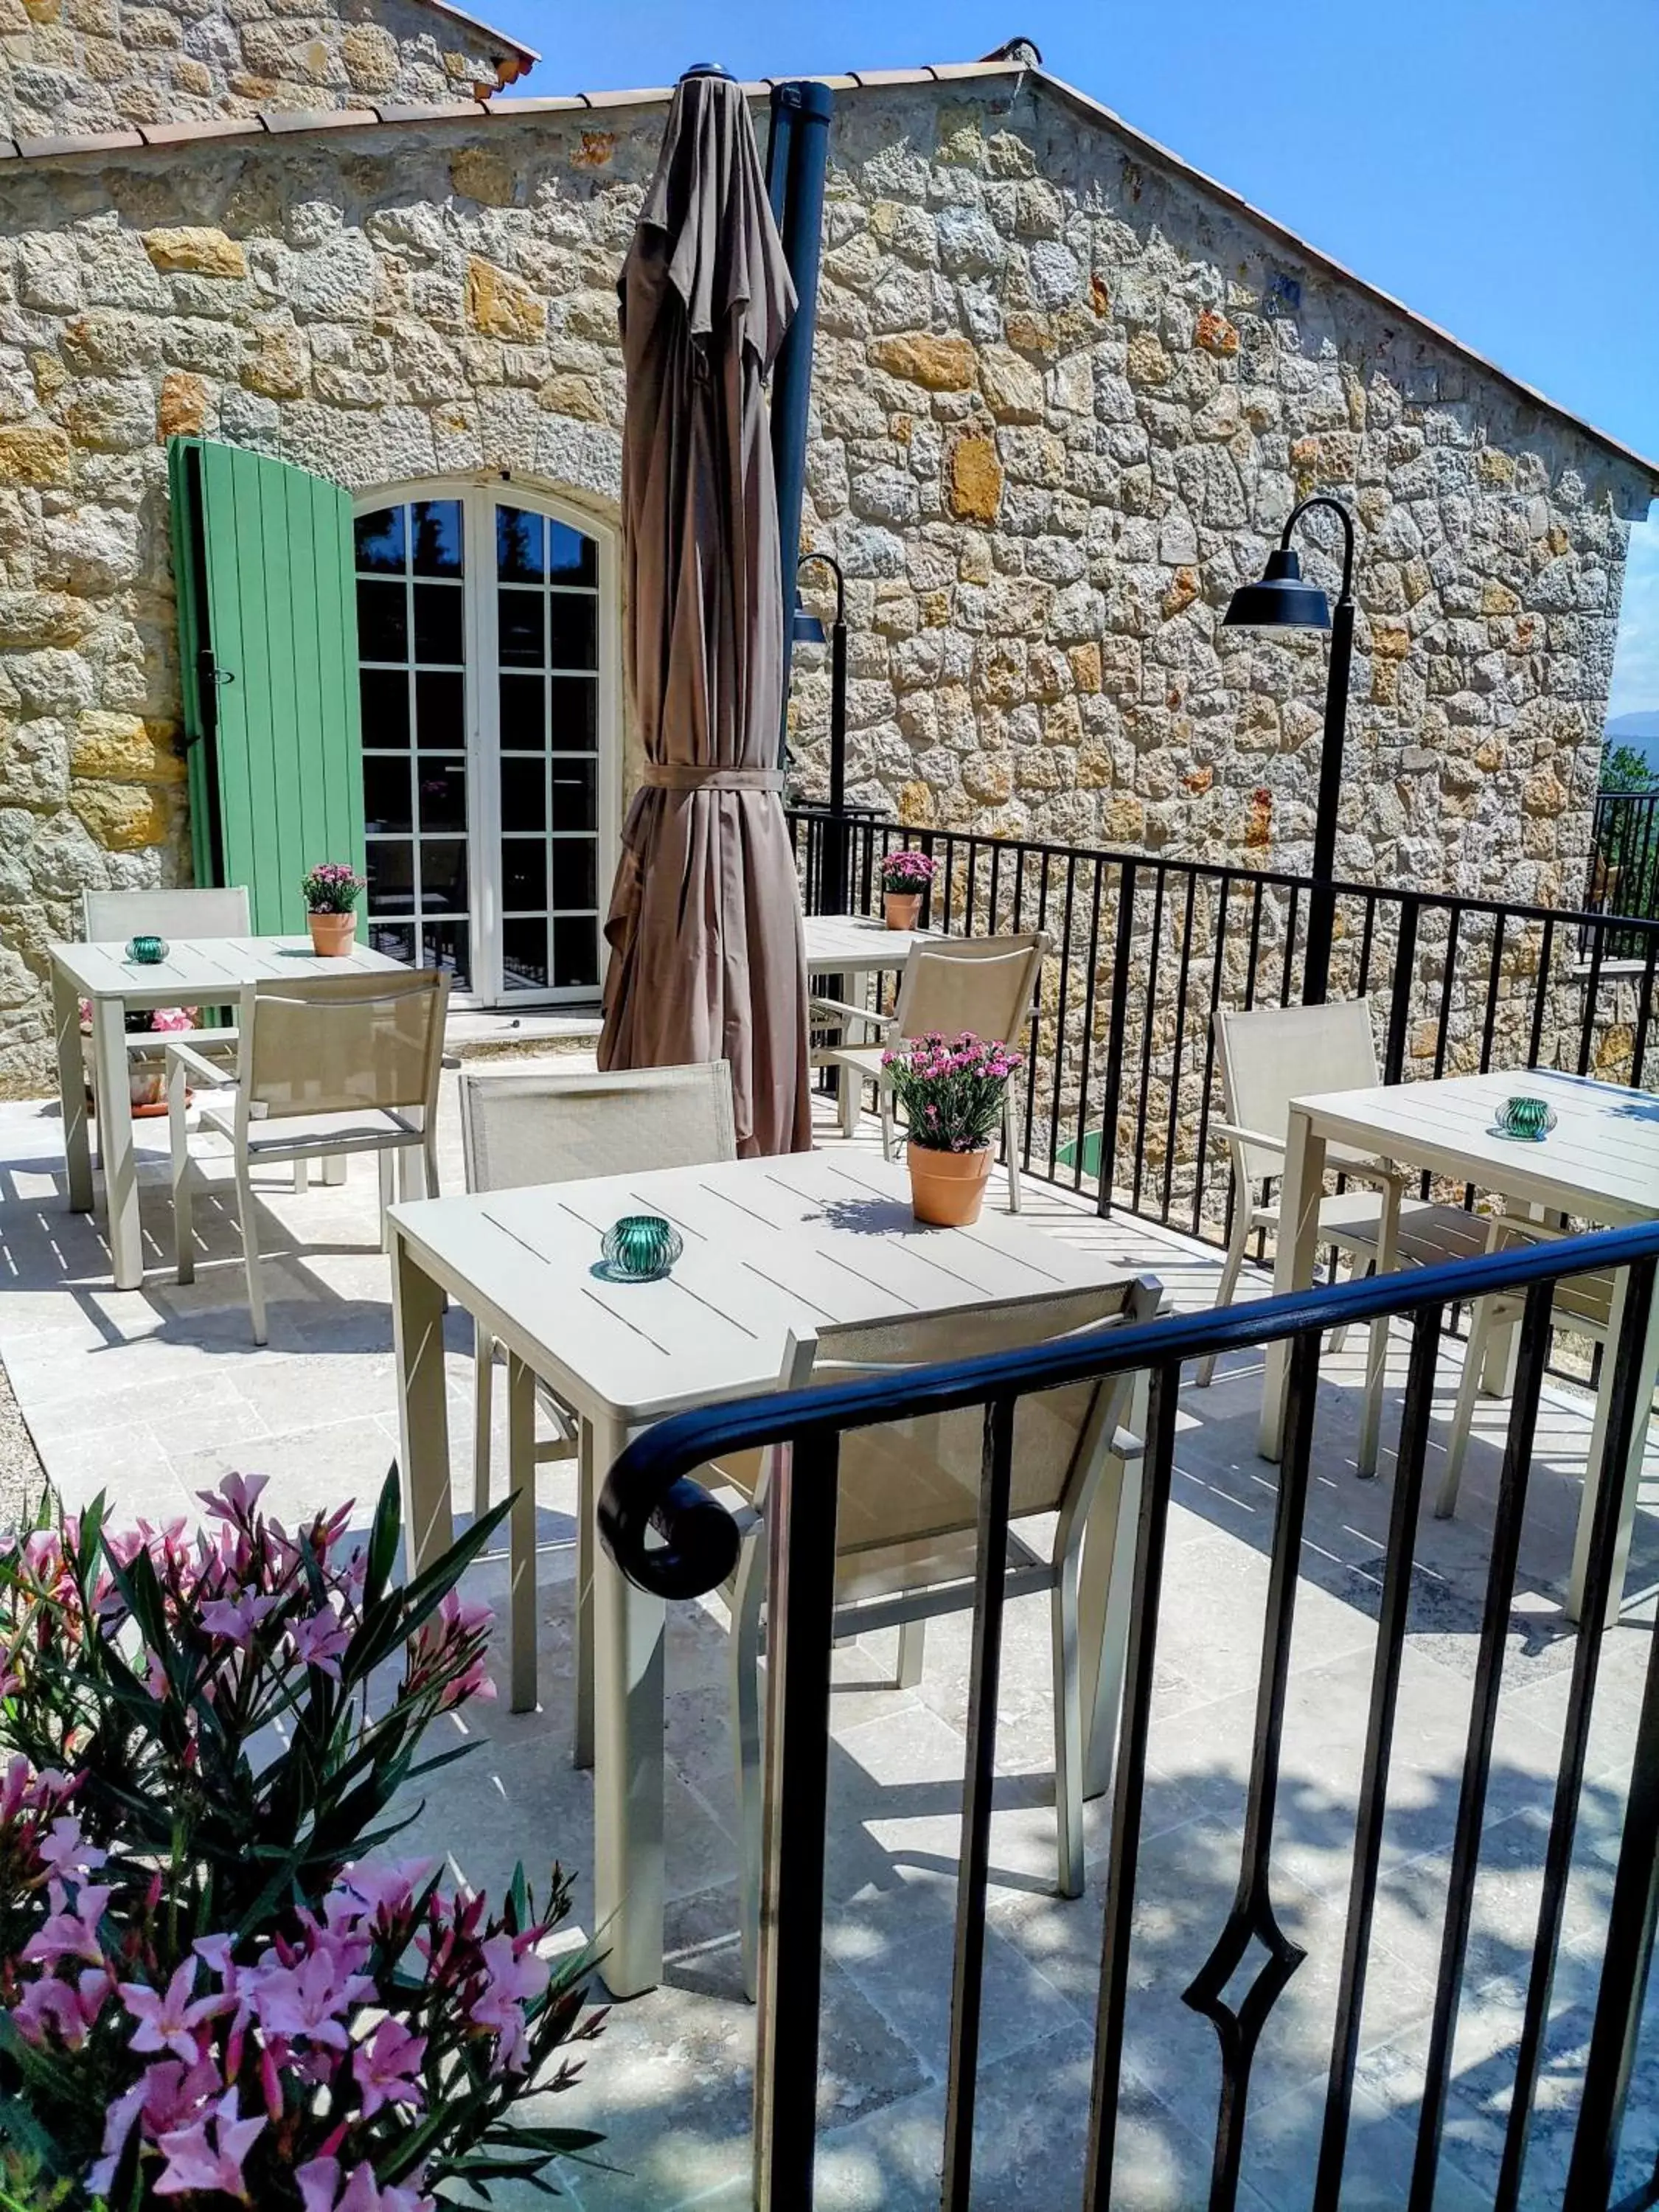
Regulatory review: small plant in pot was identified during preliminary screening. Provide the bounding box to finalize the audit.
[879,849,936,931]
[302,861,365,956]
[883,1029,1022,1226]
[78,1003,198,1116]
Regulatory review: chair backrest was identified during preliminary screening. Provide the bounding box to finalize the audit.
[240,970,448,1121]
[82,886,251,944]
[1214,998,1380,1187]
[888,933,1049,1050]
[771,1277,1160,1596]
[457,1062,737,1194]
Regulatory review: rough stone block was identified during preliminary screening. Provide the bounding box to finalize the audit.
[142,227,247,279]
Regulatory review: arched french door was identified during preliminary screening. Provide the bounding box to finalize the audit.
[351,481,619,1005]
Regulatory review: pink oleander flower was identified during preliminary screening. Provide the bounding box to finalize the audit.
[39,1812,106,1882]
[201,1471,270,1526]
[353,2014,427,2117]
[248,1947,374,2051]
[337,1857,438,1927]
[288,1604,352,1677]
[13,1966,108,2050]
[153,2087,264,2202]
[199,1587,280,1646]
[23,1882,112,1968]
[468,1932,549,2076]
[297,2156,435,2212]
[89,2053,223,2198]
[119,1959,226,2064]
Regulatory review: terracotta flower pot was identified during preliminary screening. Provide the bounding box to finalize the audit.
[907,1141,993,1227]
[884,890,923,931]
[307,910,357,957]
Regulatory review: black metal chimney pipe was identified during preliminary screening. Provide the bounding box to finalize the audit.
[765,79,834,768]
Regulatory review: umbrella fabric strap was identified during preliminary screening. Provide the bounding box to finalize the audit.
[641,764,785,793]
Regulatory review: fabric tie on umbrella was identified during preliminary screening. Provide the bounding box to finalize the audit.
[597,67,812,1159]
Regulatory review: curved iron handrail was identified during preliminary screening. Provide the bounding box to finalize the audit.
[597,1216,1659,1599]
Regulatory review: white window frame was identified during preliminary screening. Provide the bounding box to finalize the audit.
[351,473,620,1009]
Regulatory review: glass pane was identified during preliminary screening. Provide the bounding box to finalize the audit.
[369,921,415,965]
[502,841,546,912]
[355,507,406,574]
[547,596,597,672]
[501,756,545,832]
[364,755,412,836]
[498,674,545,748]
[551,841,597,913]
[413,584,463,665]
[366,839,414,915]
[357,580,407,663]
[549,678,597,749]
[502,917,548,991]
[422,919,470,987]
[496,506,544,583]
[359,668,408,748]
[498,589,544,668]
[547,521,597,587]
[411,501,463,577]
[420,839,467,914]
[414,671,464,747]
[551,758,597,832]
[553,916,599,990]
[417,756,466,835]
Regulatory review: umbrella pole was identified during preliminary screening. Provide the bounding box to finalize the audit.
[766,78,835,767]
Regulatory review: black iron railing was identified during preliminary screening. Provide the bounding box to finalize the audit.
[599,1221,1659,2212]
[1587,790,1659,953]
[787,810,1659,1251]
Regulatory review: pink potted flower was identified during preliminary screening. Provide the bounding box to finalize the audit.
[883,1029,1023,1225]
[301,862,365,956]
[879,849,936,931]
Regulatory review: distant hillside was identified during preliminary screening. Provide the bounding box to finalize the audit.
[1605,712,1659,771]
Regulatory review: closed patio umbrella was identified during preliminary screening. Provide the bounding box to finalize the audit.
[597,66,811,1158]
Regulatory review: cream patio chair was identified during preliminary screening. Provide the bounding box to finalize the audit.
[1435,1220,1615,1534]
[711,1274,1159,1997]
[813,932,1050,1212]
[459,1061,737,1726]
[1197,998,1492,1473]
[165,968,448,1343]
[81,888,250,1152]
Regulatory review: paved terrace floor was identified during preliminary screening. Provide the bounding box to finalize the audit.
[0,1068,1655,2211]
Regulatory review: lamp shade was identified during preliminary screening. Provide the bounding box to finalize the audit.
[1222,545,1331,631]
[792,602,827,646]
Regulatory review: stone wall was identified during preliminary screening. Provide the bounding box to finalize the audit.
[0,70,1650,1097]
[0,0,526,140]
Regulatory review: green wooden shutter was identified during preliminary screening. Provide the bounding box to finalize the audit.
[169,437,366,935]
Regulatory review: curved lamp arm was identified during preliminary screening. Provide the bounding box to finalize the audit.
[1279,495,1356,605]
[797,549,846,627]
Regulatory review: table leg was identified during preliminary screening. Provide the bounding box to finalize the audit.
[91,995,142,1289]
[1259,1105,1327,1462]
[1357,1173,1399,1479]
[591,1407,666,1999]
[506,1354,538,1714]
[389,1225,453,1574]
[53,963,92,1214]
[1568,1265,1659,1629]
[574,1416,595,1771]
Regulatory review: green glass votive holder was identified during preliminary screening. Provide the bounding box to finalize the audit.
[1494,1094,1557,1142]
[126,934,167,964]
[601,1214,684,1281]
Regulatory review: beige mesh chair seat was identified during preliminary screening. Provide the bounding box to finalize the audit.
[165,969,448,1343]
[711,1275,1159,1998]
[457,1062,737,1724]
[1200,998,1492,1475]
[1436,1220,1616,1522]
[814,932,1049,1212]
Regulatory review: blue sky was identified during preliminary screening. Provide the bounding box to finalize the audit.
[483,0,1659,724]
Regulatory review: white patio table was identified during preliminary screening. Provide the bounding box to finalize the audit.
[386,1146,1151,1998]
[1258,1066,1659,1624]
[801,910,931,978]
[49,933,406,1290]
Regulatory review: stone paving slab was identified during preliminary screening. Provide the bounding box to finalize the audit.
[0,1072,1654,2209]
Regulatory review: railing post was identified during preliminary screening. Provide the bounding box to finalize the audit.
[1096,861,1136,1217]
[1382,894,1420,1085]
[753,1429,840,2211]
